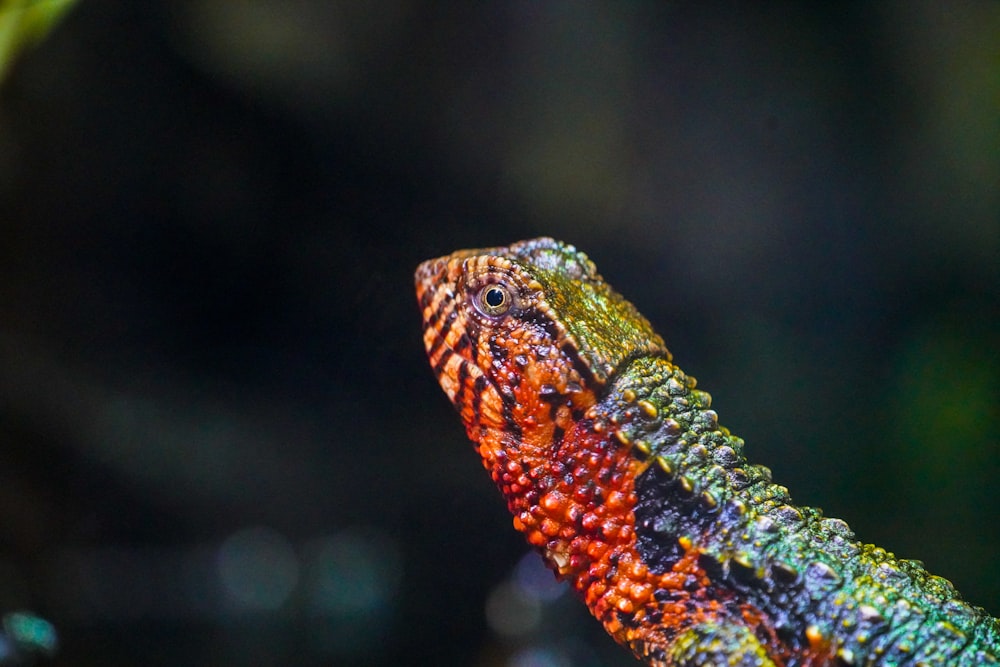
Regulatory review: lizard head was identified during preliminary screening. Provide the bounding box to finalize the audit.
[415,237,669,462]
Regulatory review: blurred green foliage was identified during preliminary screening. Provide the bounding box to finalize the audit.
[0,0,76,83]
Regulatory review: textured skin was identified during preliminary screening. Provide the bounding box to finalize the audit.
[415,238,1000,666]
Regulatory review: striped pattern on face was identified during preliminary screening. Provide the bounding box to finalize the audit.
[415,251,502,434]
[415,242,580,446]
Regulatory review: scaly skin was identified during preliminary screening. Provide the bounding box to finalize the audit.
[415,237,1000,666]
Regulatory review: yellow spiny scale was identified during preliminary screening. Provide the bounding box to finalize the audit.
[637,399,658,418]
[656,457,673,476]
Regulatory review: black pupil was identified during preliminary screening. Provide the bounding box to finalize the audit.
[484,287,505,308]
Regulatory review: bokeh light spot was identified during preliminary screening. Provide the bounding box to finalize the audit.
[485,580,541,638]
[216,526,299,612]
[302,528,402,617]
[508,645,573,667]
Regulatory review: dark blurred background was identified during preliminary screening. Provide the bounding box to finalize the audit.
[0,2,997,665]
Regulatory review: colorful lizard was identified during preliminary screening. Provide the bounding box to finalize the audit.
[415,237,999,667]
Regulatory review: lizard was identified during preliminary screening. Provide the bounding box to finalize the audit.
[415,237,1000,666]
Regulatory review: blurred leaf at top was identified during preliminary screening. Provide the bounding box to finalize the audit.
[0,0,77,83]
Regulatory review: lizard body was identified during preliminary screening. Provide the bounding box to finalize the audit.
[415,237,999,666]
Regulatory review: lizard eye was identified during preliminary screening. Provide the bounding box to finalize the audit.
[478,284,512,317]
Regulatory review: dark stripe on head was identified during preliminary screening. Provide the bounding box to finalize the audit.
[418,286,435,310]
[542,387,566,421]
[521,306,601,388]
[454,356,470,411]
[427,306,462,359]
[426,327,446,359]
[432,304,457,340]
[429,294,453,326]
[431,348,453,379]
[526,306,562,342]
[453,332,473,354]
[471,375,488,427]
[560,340,599,388]
[500,387,522,443]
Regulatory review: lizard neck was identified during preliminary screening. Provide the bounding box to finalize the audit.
[485,354,725,656]
[486,355,829,665]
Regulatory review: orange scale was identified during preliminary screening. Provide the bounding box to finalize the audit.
[606,490,627,510]
[540,491,565,514]
[584,542,606,561]
[629,583,654,604]
[586,583,607,603]
[589,562,610,580]
[526,531,546,547]
[540,518,560,537]
[581,513,601,532]
[603,614,624,634]
[599,520,621,540]
[655,572,687,592]
[616,598,635,614]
